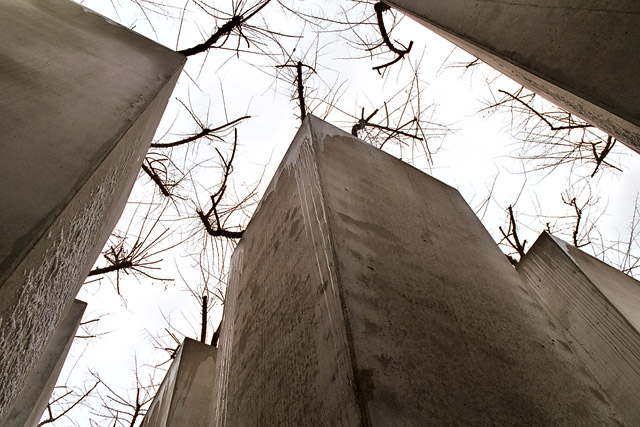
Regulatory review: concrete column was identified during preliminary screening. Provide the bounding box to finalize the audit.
[0,300,87,427]
[142,338,217,427]
[0,0,185,417]
[210,115,623,425]
[517,232,640,425]
[383,0,640,154]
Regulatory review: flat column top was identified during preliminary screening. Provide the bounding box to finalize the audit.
[547,233,640,332]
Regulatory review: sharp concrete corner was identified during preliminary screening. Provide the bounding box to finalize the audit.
[518,231,640,425]
[142,338,217,427]
[0,0,184,417]
[209,115,624,425]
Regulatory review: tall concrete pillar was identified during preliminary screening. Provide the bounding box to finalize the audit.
[0,0,185,417]
[1,300,87,427]
[210,116,623,425]
[518,232,640,425]
[142,338,217,427]
[383,0,640,154]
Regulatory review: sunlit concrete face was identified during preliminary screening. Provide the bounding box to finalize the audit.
[142,339,217,427]
[211,116,622,425]
[383,0,640,155]
[518,232,640,426]
[0,0,184,417]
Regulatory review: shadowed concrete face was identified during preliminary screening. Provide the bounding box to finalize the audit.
[142,339,217,427]
[518,232,640,425]
[383,0,640,155]
[0,300,87,427]
[211,116,623,425]
[0,0,184,417]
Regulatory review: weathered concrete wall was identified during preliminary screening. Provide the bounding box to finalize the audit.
[211,119,361,426]
[518,232,640,425]
[383,0,640,154]
[211,115,623,425]
[0,0,184,417]
[0,300,87,427]
[142,338,217,427]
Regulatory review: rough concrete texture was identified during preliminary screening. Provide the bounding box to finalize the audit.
[383,0,640,155]
[211,115,623,426]
[142,338,217,427]
[518,232,640,425]
[1,300,87,427]
[0,0,184,417]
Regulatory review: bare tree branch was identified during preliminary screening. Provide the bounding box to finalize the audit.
[497,89,590,132]
[150,116,250,148]
[591,135,616,177]
[178,1,272,57]
[277,61,317,122]
[38,381,100,426]
[141,161,172,197]
[372,2,413,72]
[499,204,527,265]
[196,129,245,239]
[200,294,208,343]
[562,194,590,248]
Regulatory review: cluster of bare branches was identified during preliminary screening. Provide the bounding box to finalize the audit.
[497,187,640,281]
[141,153,184,199]
[195,130,247,239]
[348,59,450,163]
[172,231,232,351]
[177,1,274,57]
[56,2,638,427]
[481,86,622,177]
[435,50,637,274]
[148,318,183,367]
[439,52,622,179]
[89,364,155,427]
[269,46,450,164]
[87,201,175,295]
[495,181,610,269]
[37,381,100,426]
[318,0,414,75]
[597,195,640,277]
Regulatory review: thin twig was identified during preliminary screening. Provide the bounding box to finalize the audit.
[150,116,250,148]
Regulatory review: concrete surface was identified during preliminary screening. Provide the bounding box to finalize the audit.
[0,300,87,427]
[383,0,640,155]
[142,338,217,427]
[518,232,640,425]
[211,115,623,426]
[0,0,184,417]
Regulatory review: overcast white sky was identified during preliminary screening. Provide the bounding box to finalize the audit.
[49,1,640,425]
